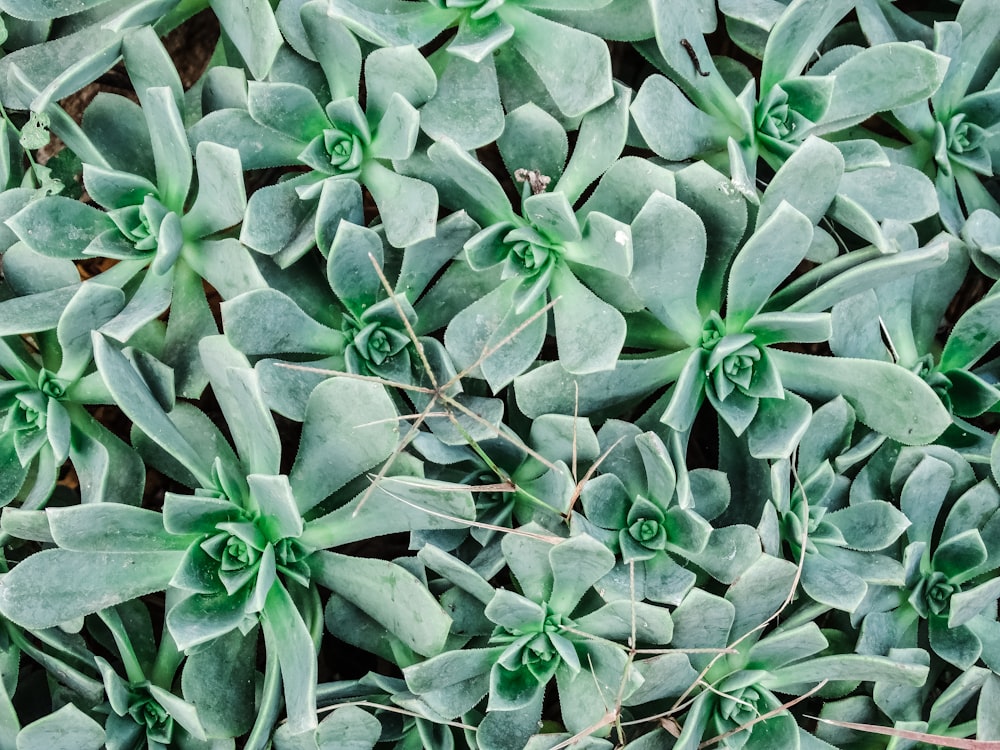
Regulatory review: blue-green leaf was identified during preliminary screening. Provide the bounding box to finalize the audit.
[15,703,105,750]
[550,263,626,375]
[727,201,813,327]
[7,197,113,259]
[211,0,283,79]
[92,333,213,486]
[142,86,191,213]
[310,551,452,656]
[0,549,180,629]
[290,377,399,513]
[780,350,952,444]
[504,5,613,119]
[261,583,318,733]
[363,160,438,248]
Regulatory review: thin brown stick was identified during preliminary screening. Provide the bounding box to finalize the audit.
[442,394,560,475]
[806,717,1000,749]
[273,362,436,395]
[372,479,564,544]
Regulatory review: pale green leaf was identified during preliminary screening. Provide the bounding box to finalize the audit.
[15,703,104,750]
[0,549,180,629]
[290,376,399,513]
[772,350,952,445]
[310,551,452,656]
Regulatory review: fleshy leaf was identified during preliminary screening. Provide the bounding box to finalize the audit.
[445,279,547,392]
[757,136,844,227]
[548,534,616,614]
[939,291,1000,371]
[180,627,257,738]
[550,263,626,375]
[0,549,180,629]
[816,43,948,132]
[93,333,214,487]
[211,0,283,79]
[727,201,814,327]
[497,102,568,185]
[503,5,613,119]
[142,86,191,213]
[631,74,726,161]
[222,289,344,356]
[310,551,452,656]
[363,160,438,248]
[629,191,706,342]
[365,44,436,119]
[301,476,475,548]
[312,705,381,750]
[8,197,113,259]
[421,51,504,149]
[327,221,385,317]
[825,502,910,552]
[15,703,105,750]
[771,350,952,445]
[290,376,399,513]
[183,141,247,239]
[47,504,185,552]
[261,583,318,733]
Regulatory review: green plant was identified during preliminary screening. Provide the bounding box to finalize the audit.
[0,0,999,748]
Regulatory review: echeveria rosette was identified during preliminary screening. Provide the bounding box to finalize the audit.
[453,196,629,388]
[856,447,1000,672]
[404,532,655,750]
[575,423,760,604]
[327,0,615,144]
[5,83,257,397]
[224,215,485,434]
[635,192,833,442]
[193,29,439,252]
[428,129,632,391]
[325,220,457,386]
[0,366,72,474]
[95,631,209,750]
[0,469,324,737]
[672,636,923,750]
[829,224,1000,453]
[853,661,1000,750]
[929,287,1000,422]
[666,310,791,439]
[342,305,413,382]
[0,291,144,508]
[626,556,930,750]
[163,471,316,651]
[632,0,948,218]
[756,396,908,614]
[761,460,909,614]
[878,0,1000,233]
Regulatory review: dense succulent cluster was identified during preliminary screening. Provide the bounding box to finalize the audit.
[1,0,1000,748]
